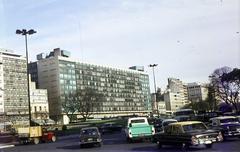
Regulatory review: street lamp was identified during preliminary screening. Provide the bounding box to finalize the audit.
[149,64,159,117]
[16,29,37,126]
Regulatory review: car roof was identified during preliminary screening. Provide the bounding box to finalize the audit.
[210,116,236,120]
[129,117,147,120]
[81,127,98,131]
[162,119,177,122]
[176,109,193,112]
[169,121,202,126]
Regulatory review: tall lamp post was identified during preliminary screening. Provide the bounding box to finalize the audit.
[16,29,37,126]
[149,64,159,117]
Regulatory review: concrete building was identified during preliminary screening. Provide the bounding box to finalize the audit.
[0,49,29,126]
[164,78,189,113]
[29,48,151,123]
[187,82,208,103]
[30,80,49,121]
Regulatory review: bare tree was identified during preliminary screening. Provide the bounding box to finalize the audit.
[76,88,105,122]
[62,93,78,123]
[210,67,240,112]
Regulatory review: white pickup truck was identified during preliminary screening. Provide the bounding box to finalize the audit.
[125,117,155,142]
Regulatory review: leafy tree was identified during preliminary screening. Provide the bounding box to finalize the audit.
[205,85,217,112]
[182,101,210,112]
[209,67,240,112]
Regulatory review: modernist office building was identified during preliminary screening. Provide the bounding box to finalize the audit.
[0,49,29,125]
[29,48,151,122]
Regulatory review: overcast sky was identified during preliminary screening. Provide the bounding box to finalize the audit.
[0,0,239,92]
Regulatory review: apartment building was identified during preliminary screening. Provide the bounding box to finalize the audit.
[164,78,189,113]
[0,49,29,125]
[187,82,208,102]
[29,48,151,122]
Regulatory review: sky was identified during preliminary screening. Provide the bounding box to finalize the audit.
[0,0,239,92]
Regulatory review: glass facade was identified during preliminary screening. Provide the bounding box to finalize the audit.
[58,60,151,113]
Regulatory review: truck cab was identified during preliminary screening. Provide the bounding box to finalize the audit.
[125,117,155,142]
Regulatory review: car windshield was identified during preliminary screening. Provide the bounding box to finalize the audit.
[183,123,207,132]
[131,119,145,123]
[163,121,176,127]
[176,110,194,116]
[81,129,98,136]
[220,118,239,123]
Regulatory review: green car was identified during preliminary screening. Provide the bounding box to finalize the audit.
[125,117,155,142]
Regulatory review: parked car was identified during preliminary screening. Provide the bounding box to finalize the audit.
[125,117,155,142]
[99,123,122,134]
[79,127,102,147]
[209,116,240,140]
[153,121,223,149]
[174,109,196,121]
[161,119,178,130]
[149,118,163,133]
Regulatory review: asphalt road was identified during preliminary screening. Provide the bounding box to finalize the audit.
[1,131,240,152]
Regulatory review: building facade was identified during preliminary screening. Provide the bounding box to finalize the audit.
[164,78,189,113]
[0,49,29,126]
[30,48,151,122]
[187,82,208,103]
[30,81,49,121]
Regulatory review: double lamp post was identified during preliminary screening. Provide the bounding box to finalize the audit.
[16,29,37,126]
[149,64,159,117]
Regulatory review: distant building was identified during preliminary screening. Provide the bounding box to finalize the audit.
[0,49,29,125]
[29,48,151,123]
[187,82,208,103]
[164,78,189,113]
[30,80,49,121]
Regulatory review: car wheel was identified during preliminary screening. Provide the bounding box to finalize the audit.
[157,142,162,148]
[127,137,132,143]
[33,138,40,145]
[182,143,189,150]
[97,142,102,147]
[206,144,213,148]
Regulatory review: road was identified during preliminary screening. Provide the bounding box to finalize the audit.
[1,131,240,152]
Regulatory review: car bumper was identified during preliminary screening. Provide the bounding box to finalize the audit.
[224,132,240,137]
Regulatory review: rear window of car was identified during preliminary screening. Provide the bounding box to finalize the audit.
[220,118,239,123]
[81,129,98,135]
[183,123,207,132]
[131,119,145,123]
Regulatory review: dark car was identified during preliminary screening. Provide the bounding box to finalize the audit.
[153,121,223,149]
[209,116,240,140]
[79,127,102,147]
[99,123,122,134]
[151,118,163,133]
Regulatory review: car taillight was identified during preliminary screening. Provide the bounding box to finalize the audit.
[217,132,223,141]
[191,136,198,145]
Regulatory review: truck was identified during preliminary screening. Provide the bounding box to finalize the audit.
[125,117,155,142]
[17,126,56,144]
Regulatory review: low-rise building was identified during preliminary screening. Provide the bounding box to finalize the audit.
[30,80,49,121]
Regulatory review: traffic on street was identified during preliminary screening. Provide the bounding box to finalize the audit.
[2,111,240,152]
